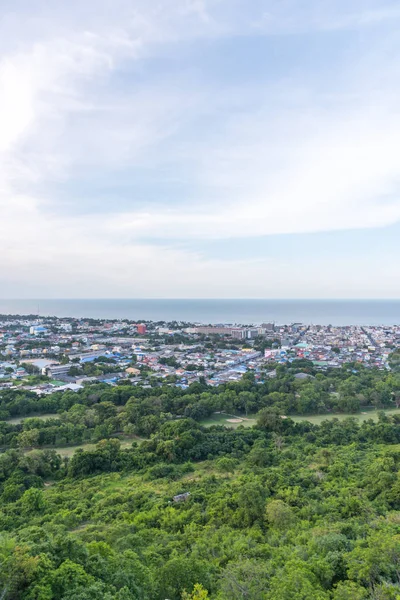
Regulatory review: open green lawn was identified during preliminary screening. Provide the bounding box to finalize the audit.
[291,407,400,425]
[200,412,257,429]
[201,408,400,429]
[53,435,144,458]
[5,412,59,424]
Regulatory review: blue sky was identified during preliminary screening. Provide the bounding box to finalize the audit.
[0,0,400,298]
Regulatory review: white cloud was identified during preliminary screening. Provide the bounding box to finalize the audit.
[107,99,400,240]
[255,1,400,34]
[1,0,400,297]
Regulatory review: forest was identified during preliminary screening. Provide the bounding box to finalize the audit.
[1,362,400,598]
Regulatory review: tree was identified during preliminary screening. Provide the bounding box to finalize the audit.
[0,538,49,599]
[257,407,283,432]
[219,559,271,600]
[331,581,368,599]
[265,500,295,530]
[246,440,271,467]
[20,362,40,375]
[21,488,46,514]
[267,564,329,600]
[17,429,40,449]
[68,366,81,376]
[272,433,284,451]
[233,480,268,527]
[182,583,209,599]
[51,560,95,598]
[346,531,400,588]
[158,557,211,600]
[215,457,237,473]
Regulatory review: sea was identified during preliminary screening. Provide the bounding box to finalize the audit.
[0,299,399,326]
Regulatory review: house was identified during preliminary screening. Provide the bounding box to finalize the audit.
[47,364,71,378]
[173,492,191,503]
[30,326,48,335]
[125,367,140,376]
[14,367,27,378]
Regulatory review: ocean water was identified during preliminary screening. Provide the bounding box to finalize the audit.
[0,299,399,325]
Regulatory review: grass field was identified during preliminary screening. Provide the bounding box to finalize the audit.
[200,408,400,429]
[200,413,257,429]
[291,408,400,425]
[6,413,59,424]
[52,435,144,458]
[9,408,400,454]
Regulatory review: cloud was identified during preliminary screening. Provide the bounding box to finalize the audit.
[255,1,400,34]
[105,94,400,240]
[1,0,400,297]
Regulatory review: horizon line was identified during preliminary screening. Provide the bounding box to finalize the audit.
[1,298,400,302]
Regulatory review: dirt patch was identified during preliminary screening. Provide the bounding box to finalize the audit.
[227,418,243,423]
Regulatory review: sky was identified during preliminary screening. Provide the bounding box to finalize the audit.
[1,0,400,299]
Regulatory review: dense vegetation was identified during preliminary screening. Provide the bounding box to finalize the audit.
[1,363,399,439]
[1,363,400,598]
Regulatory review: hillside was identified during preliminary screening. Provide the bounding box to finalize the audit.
[1,366,400,598]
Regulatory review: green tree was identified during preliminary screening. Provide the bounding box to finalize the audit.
[257,407,283,432]
[265,500,295,530]
[181,583,209,599]
[215,457,237,473]
[332,581,368,599]
[18,429,40,448]
[158,557,211,600]
[21,488,46,514]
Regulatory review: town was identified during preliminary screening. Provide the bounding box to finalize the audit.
[1,314,399,395]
